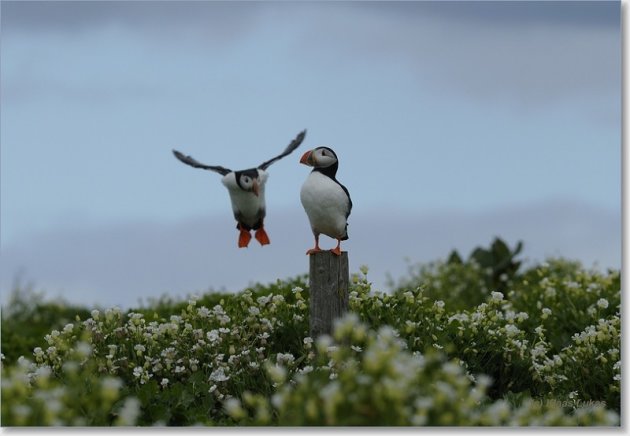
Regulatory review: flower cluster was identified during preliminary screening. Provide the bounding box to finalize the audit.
[232,314,618,426]
[354,261,621,413]
[1,349,133,425]
[3,281,310,425]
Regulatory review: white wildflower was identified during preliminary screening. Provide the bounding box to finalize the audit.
[300,365,313,374]
[35,366,51,380]
[257,295,271,305]
[276,353,295,365]
[531,344,547,358]
[477,374,493,389]
[209,367,230,382]
[448,313,469,323]
[316,335,333,354]
[597,298,609,309]
[545,286,557,298]
[490,291,504,302]
[207,330,220,343]
[102,377,123,400]
[197,307,210,318]
[189,358,199,372]
[76,342,92,358]
[266,364,286,384]
[504,324,520,337]
[249,306,260,316]
[272,295,285,304]
[224,398,246,420]
[116,397,141,426]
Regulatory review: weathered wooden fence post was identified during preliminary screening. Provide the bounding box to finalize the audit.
[309,251,349,338]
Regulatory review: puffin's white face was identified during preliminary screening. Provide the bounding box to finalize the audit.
[300,147,338,168]
[237,172,260,196]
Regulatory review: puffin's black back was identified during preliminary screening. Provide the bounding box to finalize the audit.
[312,148,353,220]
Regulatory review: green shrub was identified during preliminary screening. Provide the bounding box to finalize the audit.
[1,287,92,364]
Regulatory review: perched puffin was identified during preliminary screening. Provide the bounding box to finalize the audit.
[299,146,352,256]
[173,129,306,248]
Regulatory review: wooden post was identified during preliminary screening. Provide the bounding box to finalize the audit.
[309,251,349,338]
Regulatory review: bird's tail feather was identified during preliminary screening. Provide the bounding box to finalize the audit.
[340,224,349,241]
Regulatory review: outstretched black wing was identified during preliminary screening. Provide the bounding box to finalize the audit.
[172,150,232,176]
[258,129,307,170]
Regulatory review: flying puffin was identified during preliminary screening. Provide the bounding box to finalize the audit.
[173,129,306,248]
[299,146,352,256]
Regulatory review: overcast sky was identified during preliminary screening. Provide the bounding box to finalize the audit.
[1,1,621,308]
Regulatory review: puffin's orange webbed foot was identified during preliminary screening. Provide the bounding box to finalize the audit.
[255,228,270,246]
[330,246,342,256]
[306,236,322,255]
[238,228,252,248]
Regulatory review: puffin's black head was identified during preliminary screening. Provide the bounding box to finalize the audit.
[234,168,261,196]
[299,146,339,177]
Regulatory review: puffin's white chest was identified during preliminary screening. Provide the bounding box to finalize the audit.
[300,171,349,239]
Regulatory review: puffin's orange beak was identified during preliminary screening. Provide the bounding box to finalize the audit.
[300,150,313,166]
[252,179,260,197]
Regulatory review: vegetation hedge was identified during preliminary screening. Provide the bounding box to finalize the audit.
[1,239,620,426]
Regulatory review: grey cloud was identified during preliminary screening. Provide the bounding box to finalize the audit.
[286,1,620,117]
[5,1,617,34]
[360,1,619,29]
[1,1,262,40]
[0,199,620,309]
[3,1,620,115]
